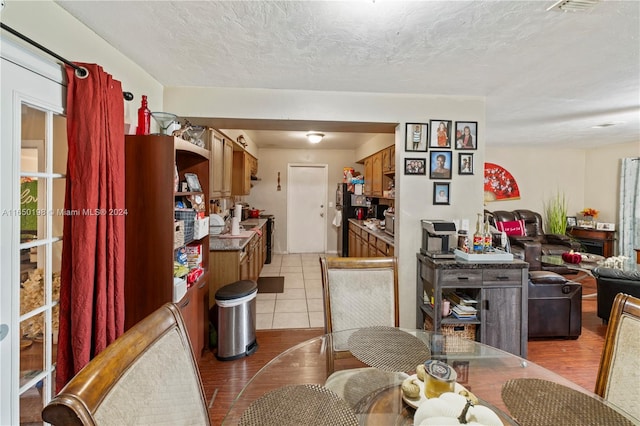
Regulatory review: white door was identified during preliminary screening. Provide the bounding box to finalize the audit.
[1,38,66,425]
[287,164,328,253]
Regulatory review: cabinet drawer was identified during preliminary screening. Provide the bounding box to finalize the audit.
[483,269,522,285]
[440,269,483,286]
[376,239,388,253]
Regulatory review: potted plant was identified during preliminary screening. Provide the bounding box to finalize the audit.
[544,191,568,235]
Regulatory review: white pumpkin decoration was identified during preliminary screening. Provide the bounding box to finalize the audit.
[414,392,503,426]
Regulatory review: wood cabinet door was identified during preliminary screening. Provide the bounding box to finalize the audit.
[222,139,233,196]
[364,156,373,195]
[196,277,209,355]
[481,287,522,356]
[382,146,395,173]
[348,229,356,257]
[239,252,250,280]
[210,131,224,198]
[178,290,198,353]
[372,152,383,197]
[232,151,250,195]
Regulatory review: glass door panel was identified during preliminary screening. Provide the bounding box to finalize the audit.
[18,103,66,425]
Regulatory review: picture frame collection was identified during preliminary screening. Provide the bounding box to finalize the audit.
[403,120,478,205]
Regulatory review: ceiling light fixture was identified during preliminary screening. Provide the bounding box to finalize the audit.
[547,0,600,12]
[592,122,624,129]
[306,132,325,144]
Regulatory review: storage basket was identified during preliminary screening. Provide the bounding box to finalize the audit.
[174,209,196,243]
[424,315,476,353]
[174,220,185,249]
[193,216,209,240]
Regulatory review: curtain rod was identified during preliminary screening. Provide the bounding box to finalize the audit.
[1,23,134,101]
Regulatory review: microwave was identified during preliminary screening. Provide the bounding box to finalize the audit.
[384,211,395,236]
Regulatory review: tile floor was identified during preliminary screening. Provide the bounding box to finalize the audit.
[256,253,325,329]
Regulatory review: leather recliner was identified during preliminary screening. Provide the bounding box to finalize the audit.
[528,271,582,339]
[488,209,580,273]
[592,266,640,323]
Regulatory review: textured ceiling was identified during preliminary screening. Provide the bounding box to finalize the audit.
[56,0,640,150]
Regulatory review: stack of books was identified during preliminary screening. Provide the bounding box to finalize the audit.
[445,291,478,320]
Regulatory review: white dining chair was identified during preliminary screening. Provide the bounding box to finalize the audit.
[594,292,640,419]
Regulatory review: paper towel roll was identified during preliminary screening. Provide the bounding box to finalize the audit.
[231,217,240,235]
[234,204,243,219]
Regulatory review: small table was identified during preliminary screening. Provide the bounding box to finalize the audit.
[223,327,637,425]
[541,254,604,289]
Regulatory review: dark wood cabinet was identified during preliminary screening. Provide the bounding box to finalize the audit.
[416,254,528,357]
[124,135,210,358]
[568,227,616,257]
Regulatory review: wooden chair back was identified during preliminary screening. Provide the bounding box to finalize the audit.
[594,293,640,419]
[42,303,210,425]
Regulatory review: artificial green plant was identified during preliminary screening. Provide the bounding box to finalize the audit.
[544,190,568,235]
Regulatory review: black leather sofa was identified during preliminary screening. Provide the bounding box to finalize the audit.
[592,266,640,323]
[486,209,581,273]
[528,271,582,339]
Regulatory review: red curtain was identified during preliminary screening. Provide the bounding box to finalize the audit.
[56,63,125,392]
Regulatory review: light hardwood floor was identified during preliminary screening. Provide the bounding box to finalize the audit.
[199,275,605,425]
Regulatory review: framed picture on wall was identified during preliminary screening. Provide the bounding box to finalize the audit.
[429,120,452,148]
[433,182,450,205]
[458,153,473,175]
[404,158,426,175]
[454,121,478,150]
[429,150,452,179]
[405,123,428,152]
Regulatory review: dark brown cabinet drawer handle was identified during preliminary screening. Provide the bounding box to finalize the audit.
[457,276,469,280]
[495,276,509,280]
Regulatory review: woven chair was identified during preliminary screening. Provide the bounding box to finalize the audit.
[594,292,640,419]
[42,303,210,425]
[319,256,399,373]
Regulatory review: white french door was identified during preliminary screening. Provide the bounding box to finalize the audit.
[287,164,328,253]
[1,38,66,425]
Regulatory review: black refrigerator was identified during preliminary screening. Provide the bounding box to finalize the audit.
[336,183,367,256]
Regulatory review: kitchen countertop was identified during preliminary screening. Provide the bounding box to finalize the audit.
[210,218,267,251]
[348,219,394,246]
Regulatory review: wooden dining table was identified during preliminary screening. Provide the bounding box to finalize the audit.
[223,327,637,425]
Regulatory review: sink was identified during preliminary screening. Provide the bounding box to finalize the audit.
[241,219,260,227]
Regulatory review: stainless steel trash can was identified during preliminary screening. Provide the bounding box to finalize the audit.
[215,280,258,361]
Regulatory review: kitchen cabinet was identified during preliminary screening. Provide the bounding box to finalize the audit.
[416,253,528,357]
[371,151,383,197]
[124,135,210,358]
[209,130,233,198]
[349,220,394,258]
[363,156,373,196]
[232,150,258,196]
[382,144,395,173]
[209,221,266,307]
[362,145,394,198]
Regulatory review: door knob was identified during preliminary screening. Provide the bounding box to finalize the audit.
[320,212,324,217]
[0,324,8,342]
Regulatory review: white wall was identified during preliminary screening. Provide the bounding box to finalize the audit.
[2,0,164,129]
[584,142,640,224]
[484,147,586,220]
[486,141,640,225]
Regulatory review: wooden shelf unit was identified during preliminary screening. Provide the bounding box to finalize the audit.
[124,135,210,358]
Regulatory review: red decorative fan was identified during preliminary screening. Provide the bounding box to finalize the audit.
[484,162,521,202]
